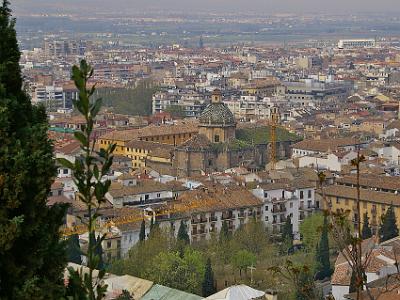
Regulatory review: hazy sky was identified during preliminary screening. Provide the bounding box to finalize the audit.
[11,0,400,14]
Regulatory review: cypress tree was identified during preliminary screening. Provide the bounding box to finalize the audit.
[0,1,66,298]
[150,217,154,232]
[90,234,105,270]
[282,216,293,244]
[219,220,230,242]
[177,220,190,244]
[202,258,216,297]
[67,234,82,265]
[139,219,146,242]
[361,213,372,240]
[96,236,105,270]
[379,205,399,242]
[315,215,331,280]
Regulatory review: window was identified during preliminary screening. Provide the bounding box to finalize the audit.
[265,216,269,222]
[308,190,312,198]
[58,190,62,196]
[290,202,293,208]
[282,190,285,199]
[157,193,161,198]
[300,191,304,199]
[264,192,268,198]
[214,135,220,142]
[63,169,69,174]
[265,205,269,211]
[208,159,212,166]
[107,241,111,249]
[145,194,149,200]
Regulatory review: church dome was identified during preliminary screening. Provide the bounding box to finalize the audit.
[199,90,235,127]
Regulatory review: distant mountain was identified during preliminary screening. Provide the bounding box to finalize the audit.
[11,0,400,16]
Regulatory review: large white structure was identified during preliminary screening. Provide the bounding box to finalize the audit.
[224,96,275,121]
[298,153,342,172]
[252,180,317,238]
[338,39,376,49]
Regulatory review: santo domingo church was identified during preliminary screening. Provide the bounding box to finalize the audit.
[98,89,299,177]
[153,90,298,177]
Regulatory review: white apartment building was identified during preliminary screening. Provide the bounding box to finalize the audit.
[337,39,376,49]
[32,85,63,105]
[252,180,317,238]
[224,96,275,121]
[152,89,208,117]
[298,153,342,172]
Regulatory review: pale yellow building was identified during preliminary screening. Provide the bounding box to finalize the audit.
[319,177,400,232]
[97,121,198,168]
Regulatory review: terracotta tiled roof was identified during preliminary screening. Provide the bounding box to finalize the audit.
[321,185,400,205]
[337,175,400,192]
[100,121,198,142]
[176,134,212,150]
[292,138,362,152]
[108,180,175,198]
[172,182,263,216]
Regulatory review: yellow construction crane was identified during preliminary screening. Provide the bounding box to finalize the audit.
[269,107,280,170]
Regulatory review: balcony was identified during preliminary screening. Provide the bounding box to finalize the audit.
[221,213,235,220]
[271,197,286,204]
[210,216,218,222]
[191,216,208,224]
[272,206,286,213]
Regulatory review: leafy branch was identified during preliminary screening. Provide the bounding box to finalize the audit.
[60,60,116,300]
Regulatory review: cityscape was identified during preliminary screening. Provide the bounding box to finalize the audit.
[3,0,400,299]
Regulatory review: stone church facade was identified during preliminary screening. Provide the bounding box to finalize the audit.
[167,90,296,177]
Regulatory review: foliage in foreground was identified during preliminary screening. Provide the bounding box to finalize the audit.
[60,60,116,299]
[0,1,67,298]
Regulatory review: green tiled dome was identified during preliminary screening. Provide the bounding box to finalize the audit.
[199,102,235,126]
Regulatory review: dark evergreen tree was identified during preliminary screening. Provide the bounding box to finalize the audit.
[0,1,66,298]
[282,216,293,244]
[149,217,155,232]
[379,205,399,242]
[219,220,231,242]
[177,220,190,245]
[361,213,372,240]
[139,219,146,242]
[202,258,216,297]
[90,234,105,270]
[67,234,82,265]
[315,215,331,280]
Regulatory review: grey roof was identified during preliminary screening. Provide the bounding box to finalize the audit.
[141,284,203,300]
[199,102,235,127]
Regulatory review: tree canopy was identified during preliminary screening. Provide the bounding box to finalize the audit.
[315,215,331,280]
[0,2,66,298]
[379,205,399,242]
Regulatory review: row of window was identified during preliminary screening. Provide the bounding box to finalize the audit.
[264,189,313,199]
